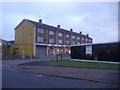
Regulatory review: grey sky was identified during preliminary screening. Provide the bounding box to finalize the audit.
[2,2,118,43]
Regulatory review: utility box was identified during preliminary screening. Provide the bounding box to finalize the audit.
[71,42,120,62]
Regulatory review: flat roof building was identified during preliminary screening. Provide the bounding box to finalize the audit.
[71,42,119,62]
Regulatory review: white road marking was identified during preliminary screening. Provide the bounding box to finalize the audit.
[36,74,43,77]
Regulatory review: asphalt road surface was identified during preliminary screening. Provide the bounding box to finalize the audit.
[2,61,118,88]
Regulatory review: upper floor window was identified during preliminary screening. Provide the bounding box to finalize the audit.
[37,36,44,42]
[3,42,7,45]
[81,41,85,44]
[66,34,69,38]
[72,35,75,39]
[37,28,44,33]
[77,37,80,40]
[49,38,54,43]
[89,39,92,42]
[49,30,54,35]
[72,41,75,45]
[66,40,70,44]
[82,37,84,41]
[0,42,2,46]
[58,32,62,37]
[58,39,63,44]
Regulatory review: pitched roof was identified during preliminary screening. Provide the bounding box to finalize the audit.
[15,19,91,39]
[26,19,89,37]
[27,19,70,33]
[0,39,8,42]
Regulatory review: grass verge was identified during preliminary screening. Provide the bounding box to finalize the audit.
[47,60,119,70]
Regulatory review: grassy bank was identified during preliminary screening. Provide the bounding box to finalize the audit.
[47,60,119,70]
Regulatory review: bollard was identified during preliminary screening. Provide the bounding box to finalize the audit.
[61,54,62,60]
[56,54,58,61]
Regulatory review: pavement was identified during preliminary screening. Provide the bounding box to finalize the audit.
[2,59,41,65]
[14,60,120,84]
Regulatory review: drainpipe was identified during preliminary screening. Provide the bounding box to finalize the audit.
[22,27,25,59]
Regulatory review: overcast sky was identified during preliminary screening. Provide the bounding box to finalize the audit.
[2,2,118,43]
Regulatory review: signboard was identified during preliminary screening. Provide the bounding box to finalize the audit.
[86,45,92,54]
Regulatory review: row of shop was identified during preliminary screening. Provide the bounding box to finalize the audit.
[2,43,71,58]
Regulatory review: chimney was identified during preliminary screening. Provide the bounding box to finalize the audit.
[87,34,89,37]
[39,19,42,24]
[57,25,60,28]
[80,32,82,35]
[70,29,73,32]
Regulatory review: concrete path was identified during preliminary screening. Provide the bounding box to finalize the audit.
[2,59,41,65]
[15,63,119,84]
[71,59,120,64]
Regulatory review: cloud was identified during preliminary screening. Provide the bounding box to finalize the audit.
[2,2,118,43]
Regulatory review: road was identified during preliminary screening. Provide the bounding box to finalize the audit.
[2,60,119,88]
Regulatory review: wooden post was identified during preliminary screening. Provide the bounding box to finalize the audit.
[56,54,58,61]
[61,53,62,60]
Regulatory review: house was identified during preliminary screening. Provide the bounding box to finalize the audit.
[0,39,14,55]
[14,19,93,58]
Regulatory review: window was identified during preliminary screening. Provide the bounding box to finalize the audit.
[77,37,80,40]
[8,42,11,45]
[82,37,84,41]
[58,32,62,37]
[66,40,70,44]
[37,28,44,33]
[81,41,85,44]
[77,42,80,45]
[58,39,62,44]
[3,42,7,45]
[37,36,44,42]
[89,39,92,42]
[49,38,54,43]
[0,42,2,46]
[72,41,75,45]
[49,31,54,35]
[66,34,69,38]
[86,38,88,42]
[72,35,75,39]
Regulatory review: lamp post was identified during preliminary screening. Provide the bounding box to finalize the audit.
[22,27,25,59]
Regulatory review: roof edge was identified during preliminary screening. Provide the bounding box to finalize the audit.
[71,41,120,47]
[14,19,35,30]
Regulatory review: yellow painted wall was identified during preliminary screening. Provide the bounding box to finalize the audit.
[15,20,35,56]
[8,45,14,55]
[13,44,34,56]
